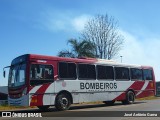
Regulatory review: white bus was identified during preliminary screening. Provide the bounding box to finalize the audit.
[3,54,156,111]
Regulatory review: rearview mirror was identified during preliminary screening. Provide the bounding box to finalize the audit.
[3,70,6,78]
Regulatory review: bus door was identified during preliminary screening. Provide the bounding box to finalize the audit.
[29,63,54,106]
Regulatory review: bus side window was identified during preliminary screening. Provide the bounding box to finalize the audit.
[59,62,68,79]
[115,67,129,80]
[87,64,96,79]
[30,64,54,80]
[68,63,77,79]
[78,64,96,80]
[143,69,153,80]
[97,65,114,80]
[59,62,77,80]
[44,65,53,79]
[131,68,143,80]
[78,64,87,79]
[30,64,54,86]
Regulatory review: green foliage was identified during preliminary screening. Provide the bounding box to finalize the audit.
[58,39,96,58]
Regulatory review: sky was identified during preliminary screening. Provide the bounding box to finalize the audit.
[0,0,160,86]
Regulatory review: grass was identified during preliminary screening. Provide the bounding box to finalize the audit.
[78,101,103,105]
[136,96,158,101]
[0,104,35,111]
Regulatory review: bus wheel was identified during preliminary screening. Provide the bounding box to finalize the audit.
[55,93,71,111]
[37,105,50,111]
[122,91,135,105]
[103,100,115,105]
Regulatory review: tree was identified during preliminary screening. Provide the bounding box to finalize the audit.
[58,39,96,58]
[81,13,124,59]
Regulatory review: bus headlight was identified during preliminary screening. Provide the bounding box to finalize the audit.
[22,88,27,96]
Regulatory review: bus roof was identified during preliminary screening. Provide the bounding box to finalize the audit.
[18,54,152,69]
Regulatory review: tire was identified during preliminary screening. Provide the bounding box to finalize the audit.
[55,93,71,111]
[122,91,135,105]
[37,105,50,111]
[103,100,115,105]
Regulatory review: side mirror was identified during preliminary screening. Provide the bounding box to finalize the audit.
[3,70,6,78]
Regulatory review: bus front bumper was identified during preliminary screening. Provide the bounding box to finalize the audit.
[8,95,29,106]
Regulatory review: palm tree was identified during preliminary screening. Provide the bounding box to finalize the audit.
[58,39,96,58]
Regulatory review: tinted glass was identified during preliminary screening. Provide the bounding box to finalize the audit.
[97,65,114,80]
[59,62,77,79]
[131,68,143,80]
[68,63,77,79]
[143,69,153,80]
[59,62,68,78]
[87,64,96,79]
[78,64,96,79]
[115,67,129,80]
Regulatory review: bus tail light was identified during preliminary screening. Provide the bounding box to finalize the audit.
[150,83,154,88]
[31,95,38,103]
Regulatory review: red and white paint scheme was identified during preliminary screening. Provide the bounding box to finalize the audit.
[5,54,156,111]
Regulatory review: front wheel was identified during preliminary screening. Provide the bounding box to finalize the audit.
[55,93,71,111]
[122,91,135,105]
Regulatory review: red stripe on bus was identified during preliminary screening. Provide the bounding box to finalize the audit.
[114,81,145,101]
[30,83,51,106]
[127,81,145,94]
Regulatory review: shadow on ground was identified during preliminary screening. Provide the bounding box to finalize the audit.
[0,101,146,113]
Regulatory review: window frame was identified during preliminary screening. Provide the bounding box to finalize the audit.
[30,64,54,86]
[114,66,130,81]
[58,62,77,80]
[143,69,153,81]
[96,65,114,80]
[130,68,143,81]
[78,63,96,80]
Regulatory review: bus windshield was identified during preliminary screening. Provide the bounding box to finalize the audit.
[8,63,26,87]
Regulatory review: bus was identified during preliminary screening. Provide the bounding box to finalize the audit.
[3,54,156,111]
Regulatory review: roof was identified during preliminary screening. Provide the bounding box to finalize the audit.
[29,54,98,63]
[14,54,152,68]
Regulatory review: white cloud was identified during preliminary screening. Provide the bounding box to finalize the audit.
[119,30,160,81]
[40,11,91,32]
[42,12,71,32]
[72,15,91,31]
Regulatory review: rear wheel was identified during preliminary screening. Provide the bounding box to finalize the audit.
[55,93,71,111]
[37,105,50,111]
[122,91,135,105]
[103,100,115,106]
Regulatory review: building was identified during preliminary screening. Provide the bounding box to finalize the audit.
[156,82,160,96]
[0,86,8,104]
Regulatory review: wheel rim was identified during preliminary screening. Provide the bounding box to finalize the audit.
[59,97,68,109]
[128,92,134,102]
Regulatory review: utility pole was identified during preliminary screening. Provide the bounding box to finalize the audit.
[120,56,123,63]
